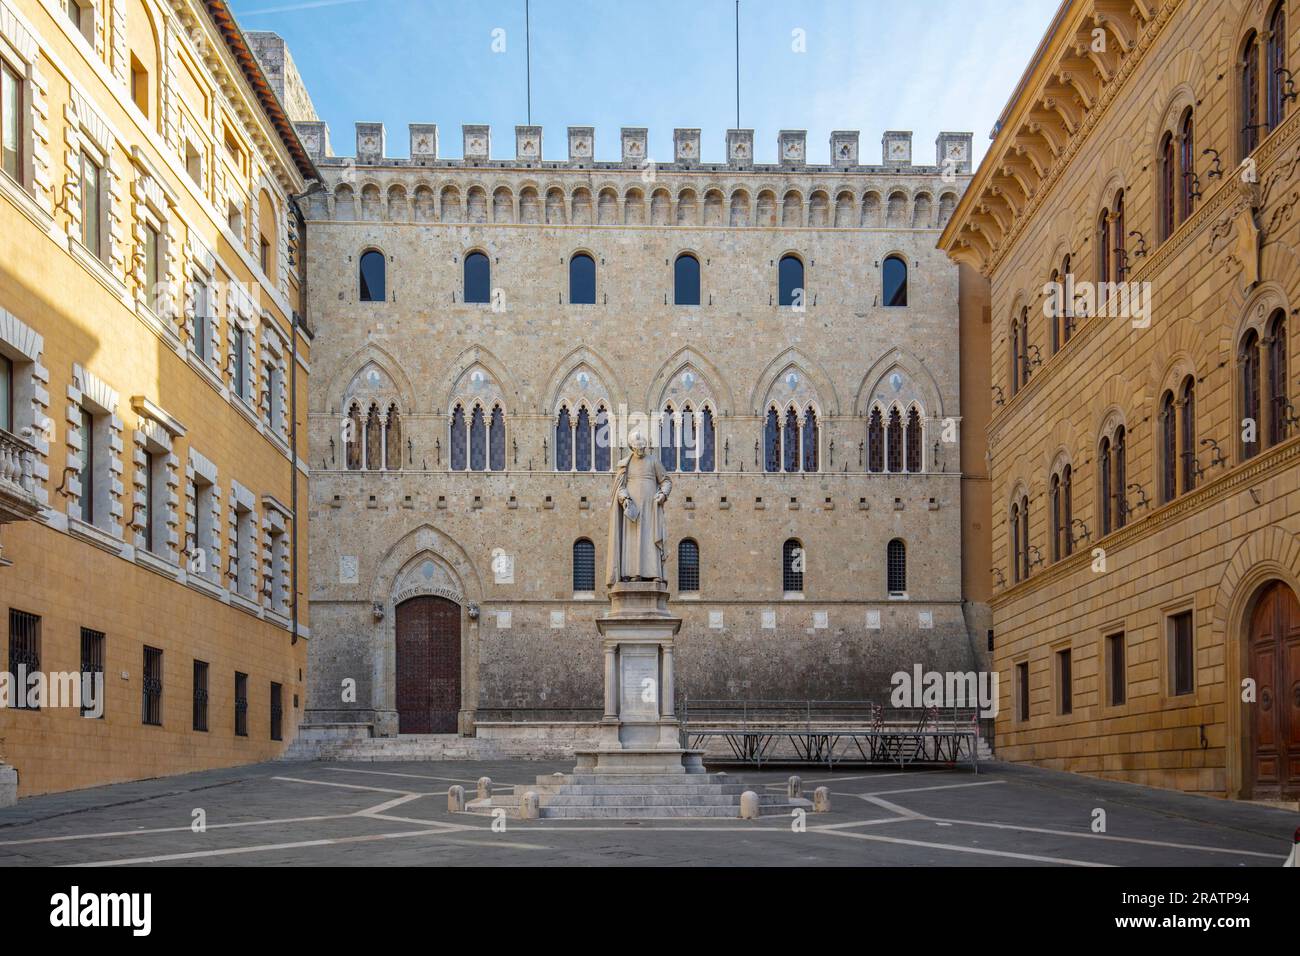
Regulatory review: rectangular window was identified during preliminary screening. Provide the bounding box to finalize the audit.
[67,0,82,31]
[1170,611,1195,696]
[80,627,104,718]
[8,609,40,710]
[270,682,283,741]
[185,141,202,185]
[234,671,248,736]
[269,525,287,612]
[232,325,246,399]
[77,406,95,525]
[142,646,163,725]
[1106,632,1126,706]
[235,503,256,598]
[192,660,208,732]
[1056,648,1072,716]
[144,223,160,300]
[142,450,158,553]
[130,55,148,117]
[259,236,270,274]
[80,152,102,257]
[193,473,216,581]
[1,58,20,182]
[0,354,12,432]
[193,282,210,362]
[1016,661,1029,722]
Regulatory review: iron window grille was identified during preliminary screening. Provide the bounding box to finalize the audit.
[142,646,163,725]
[80,627,104,718]
[8,609,40,710]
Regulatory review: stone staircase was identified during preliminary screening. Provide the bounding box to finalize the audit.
[465,770,814,819]
[281,728,502,762]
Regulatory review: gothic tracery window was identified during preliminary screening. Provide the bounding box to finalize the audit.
[868,407,884,473]
[904,406,922,472]
[886,407,903,473]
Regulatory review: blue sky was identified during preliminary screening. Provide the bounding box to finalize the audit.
[229,0,1060,166]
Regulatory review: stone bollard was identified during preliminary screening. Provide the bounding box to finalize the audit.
[447,785,465,812]
[520,791,540,819]
[787,775,802,799]
[739,790,760,819]
[813,786,831,812]
[477,776,492,800]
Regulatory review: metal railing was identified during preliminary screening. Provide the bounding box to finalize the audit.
[0,427,38,500]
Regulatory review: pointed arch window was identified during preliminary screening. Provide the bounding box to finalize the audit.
[783,408,799,472]
[574,406,593,471]
[904,406,922,472]
[385,405,402,471]
[573,538,595,592]
[569,253,596,304]
[778,255,804,307]
[868,407,884,473]
[1243,31,1261,157]
[359,250,385,302]
[1099,436,1113,536]
[887,539,906,595]
[886,407,903,473]
[365,404,382,471]
[1114,425,1127,529]
[1179,376,1196,494]
[1011,494,1030,583]
[450,404,467,471]
[679,405,697,473]
[1051,465,1073,561]
[1268,4,1287,131]
[1011,501,1022,583]
[678,538,700,592]
[1241,329,1261,460]
[1159,390,1177,502]
[782,538,804,593]
[699,407,716,473]
[882,255,907,307]
[764,407,780,472]
[801,407,818,472]
[1267,311,1288,446]
[346,403,363,470]
[1178,110,1195,223]
[660,405,677,472]
[1097,209,1110,288]
[1010,314,1023,394]
[1060,254,1073,345]
[594,406,611,472]
[1019,494,1030,580]
[555,405,573,471]
[464,251,490,304]
[488,405,505,471]
[469,404,487,471]
[674,253,700,306]
[1113,190,1126,279]
[1159,131,1176,240]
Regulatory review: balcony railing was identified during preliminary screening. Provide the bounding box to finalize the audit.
[0,427,41,566]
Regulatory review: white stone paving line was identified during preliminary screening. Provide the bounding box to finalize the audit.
[809,827,1114,866]
[324,767,524,789]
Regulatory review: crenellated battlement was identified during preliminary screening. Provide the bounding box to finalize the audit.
[294,122,973,176]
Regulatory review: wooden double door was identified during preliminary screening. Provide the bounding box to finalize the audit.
[395,596,461,734]
[1248,581,1300,800]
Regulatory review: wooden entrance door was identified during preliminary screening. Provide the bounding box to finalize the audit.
[1248,580,1300,799]
[395,596,461,734]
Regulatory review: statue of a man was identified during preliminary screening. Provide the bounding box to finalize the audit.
[606,430,672,585]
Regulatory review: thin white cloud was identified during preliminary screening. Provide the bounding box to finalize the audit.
[240,0,369,17]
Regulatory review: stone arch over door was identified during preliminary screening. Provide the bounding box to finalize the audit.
[369,526,483,735]
[1213,525,1300,797]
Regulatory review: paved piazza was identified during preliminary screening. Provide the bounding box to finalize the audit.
[0,760,1293,867]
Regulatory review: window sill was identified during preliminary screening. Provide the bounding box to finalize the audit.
[184,570,225,601]
[231,394,263,430]
[265,608,291,630]
[136,547,181,580]
[189,352,227,396]
[0,170,54,234]
[888,592,909,601]
[572,592,595,601]
[782,591,805,601]
[229,591,263,618]
[66,515,125,555]
[68,240,128,303]
[677,592,700,600]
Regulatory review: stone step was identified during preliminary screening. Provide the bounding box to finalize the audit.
[542,793,797,807]
[536,804,802,819]
[545,773,732,786]
[521,783,756,796]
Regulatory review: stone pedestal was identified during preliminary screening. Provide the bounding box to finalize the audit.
[573,581,705,775]
[0,763,17,807]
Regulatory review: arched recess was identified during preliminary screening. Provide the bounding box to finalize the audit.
[441,345,519,415]
[1141,50,1205,165]
[1222,280,1290,356]
[645,346,735,416]
[1040,417,1082,477]
[750,347,839,416]
[367,524,484,734]
[1091,373,1149,442]
[541,345,626,415]
[1148,321,1209,399]
[323,343,416,415]
[853,347,944,419]
[1212,524,1300,798]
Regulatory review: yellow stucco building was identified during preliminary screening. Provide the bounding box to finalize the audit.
[0,0,314,798]
[942,0,1300,799]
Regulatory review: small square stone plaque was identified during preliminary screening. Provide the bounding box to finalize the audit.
[339,555,358,585]
[761,610,776,629]
[866,610,882,630]
[496,610,512,629]
[918,611,934,629]
[550,610,565,629]
[709,611,724,629]
[813,611,828,629]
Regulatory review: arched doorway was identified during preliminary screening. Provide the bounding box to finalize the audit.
[1247,580,1300,799]
[395,596,461,734]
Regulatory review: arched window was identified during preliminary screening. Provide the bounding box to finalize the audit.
[1243,31,1261,157]
[1267,310,1288,445]
[677,538,700,592]
[1268,3,1287,131]
[1019,494,1030,580]
[1159,390,1177,502]
[1178,110,1195,222]
[489,405,505,471]
[674,253,700,306]
[1099,436,1112,536]
[1114,425,1127,529]
[1011,493,1031,583]
[1113,190,1126,279]
[886,407,903,473]
[699,407,716,473]
[764,407,780,472]
[575,406,592,471]
[1010,314,1022,394]
[464,251,490,304]
[385,404,402,471]
[783,407,799,472]
[569,253,595,304]
[1241,328,1261,460]
[882,255,907,307]
[782,538,803,593]
[469,404,487,471]
[905,406,922,472]
[556,405,573,471]
[1159,131,1176,240]
[680,404,696,473]
[1097,209,1110,289]
[1060,254,1073,345]
[359,250,385,302]
[1050,474,1062,561]
[887,538,906,595]
[573,538,595,592]
[660,405,677,472]
[365,404,382,471]
[346,403,362,470]
[801,407,818,472]
[778,254,804,307]
[1011,501,1022,583]
[450,404,467,471]
[1179,376,1196,493]
[594,406,611,472]
[868,407,884,473]
[1051,465,1073,561]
